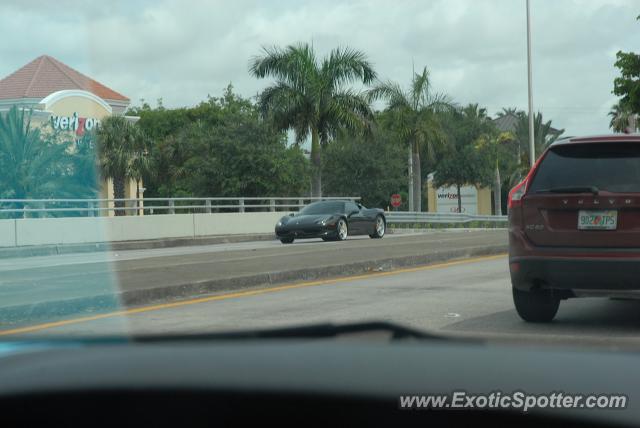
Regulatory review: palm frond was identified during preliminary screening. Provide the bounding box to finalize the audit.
[322,46,376,90]
[367,80,410,110]
[249,43,318,92]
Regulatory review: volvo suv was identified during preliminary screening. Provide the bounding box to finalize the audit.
[508,134,640,322]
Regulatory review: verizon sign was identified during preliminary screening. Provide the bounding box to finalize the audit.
[436,185,478,214]
[51,112,101,136]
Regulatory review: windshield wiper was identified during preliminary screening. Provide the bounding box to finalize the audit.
[534,186,599,195]
[133,322,453,342]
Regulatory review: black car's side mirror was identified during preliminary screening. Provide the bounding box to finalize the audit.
[289,212,295,217]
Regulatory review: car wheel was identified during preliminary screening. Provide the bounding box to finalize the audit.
[369,215,385,239]
[512,286,560,323]
[280,237,294,244]
[336,218,348,241]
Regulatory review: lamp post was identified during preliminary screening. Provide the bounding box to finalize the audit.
[526,0,535,167]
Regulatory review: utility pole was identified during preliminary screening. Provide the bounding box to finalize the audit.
[408,147,414,212]
[526,0,535,167]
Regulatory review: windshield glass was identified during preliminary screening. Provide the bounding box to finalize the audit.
[1,0,640,356]
[529,143,640,193]
[298,202,345,215]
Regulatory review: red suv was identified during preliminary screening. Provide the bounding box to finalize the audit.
[508,134,640,322]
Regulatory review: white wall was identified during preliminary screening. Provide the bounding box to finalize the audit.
[16,217,108,246]
[193,212,283,236]
[0,219,16,247]
[106,214,194,242]
[1,212,285,248]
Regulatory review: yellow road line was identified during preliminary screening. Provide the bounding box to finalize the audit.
[0,253,506,336]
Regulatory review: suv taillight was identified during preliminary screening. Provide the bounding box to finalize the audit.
[507,152,547,210]
[508,179,528,209]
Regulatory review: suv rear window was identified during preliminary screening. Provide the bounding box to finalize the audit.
[528,143,640,193]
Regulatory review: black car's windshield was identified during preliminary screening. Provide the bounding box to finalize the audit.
[528,143,640,194]
[298,201,345,215]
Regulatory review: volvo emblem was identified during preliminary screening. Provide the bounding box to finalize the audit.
[562,199,568,205]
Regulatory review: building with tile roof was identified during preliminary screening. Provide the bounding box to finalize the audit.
[0,55,141,215]
[0,55,130,115]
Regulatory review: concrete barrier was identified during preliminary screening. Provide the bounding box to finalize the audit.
[1,212,284,248]
[193,212,282,236]
[16,217,107,246]
[0,219,16,247]
[106,214,195,242]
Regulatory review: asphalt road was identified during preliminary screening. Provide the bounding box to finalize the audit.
[14,254,640,349]
[0,230,506,312]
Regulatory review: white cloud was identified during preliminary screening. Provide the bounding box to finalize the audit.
[0,0,638,135]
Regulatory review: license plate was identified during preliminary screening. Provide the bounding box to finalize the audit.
[577,210,617,230]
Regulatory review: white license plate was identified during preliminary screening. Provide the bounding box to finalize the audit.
[577,210,618,230]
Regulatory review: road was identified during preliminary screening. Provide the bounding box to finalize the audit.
[0,230,506,317]
[11,254,640,348]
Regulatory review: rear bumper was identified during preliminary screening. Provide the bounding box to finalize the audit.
[510,257,640,291]
[509,227,640,291]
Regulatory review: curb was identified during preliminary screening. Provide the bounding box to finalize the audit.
[0,233,277,259]
[0,244,507,327]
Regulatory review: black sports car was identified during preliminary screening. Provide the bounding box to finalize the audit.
[275,200,386,244]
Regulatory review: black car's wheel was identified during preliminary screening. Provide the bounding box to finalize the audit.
[369,215,386,239]
[280,237,294,244]
[336,218,348,241]
[512,286,560,323]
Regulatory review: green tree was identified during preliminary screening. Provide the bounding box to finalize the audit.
[322,122,407,209]
[433,105,494,214]
[511,111,564,183]
[496,107,519,117]
[608,102,637,133]
[97,116,149,215]
[613,44,640,115]
[249,43,376,197]
[368,67,452,211]
[140,88,310,199]
[0,107,95,203]
[476,131,514,215]
[611,16,640,132]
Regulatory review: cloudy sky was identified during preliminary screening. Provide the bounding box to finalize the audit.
[1,0,638,136]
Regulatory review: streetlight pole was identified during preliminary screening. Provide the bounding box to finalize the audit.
[526,0,535,168]
[408,147,414,212]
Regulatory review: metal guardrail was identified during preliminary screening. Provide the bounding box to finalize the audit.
[0,197,508,223]
[0,197,361,217]
[385,211,507,224]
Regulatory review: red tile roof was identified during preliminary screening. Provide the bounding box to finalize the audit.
[0,55,129,102]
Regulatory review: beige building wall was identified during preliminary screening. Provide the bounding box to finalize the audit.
[476,187,492,215]
[46,96,111,119]
[426,181,437,213]
[38,92,141,216]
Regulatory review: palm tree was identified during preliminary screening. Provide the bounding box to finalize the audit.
[609,102,637,133]
[368,67,452,211]
[97,116,149,215]
[249,43,376,197]
[510,111,564,185]
[496,107,520,118]
[0,107,95,215]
